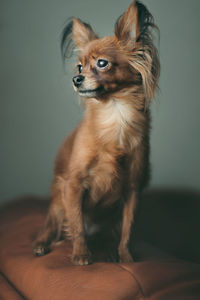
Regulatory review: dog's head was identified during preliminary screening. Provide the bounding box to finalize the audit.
[61,0,160,107]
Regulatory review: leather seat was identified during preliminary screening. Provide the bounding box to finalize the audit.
[0,191,200,299]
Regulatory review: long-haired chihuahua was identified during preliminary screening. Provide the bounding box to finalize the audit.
[33,0,160,265]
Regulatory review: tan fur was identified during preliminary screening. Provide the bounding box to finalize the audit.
[33,0,160,265]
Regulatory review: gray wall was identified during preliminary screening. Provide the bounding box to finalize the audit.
[1,0,200,203]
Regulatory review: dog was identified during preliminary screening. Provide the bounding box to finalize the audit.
[33,0,160,265]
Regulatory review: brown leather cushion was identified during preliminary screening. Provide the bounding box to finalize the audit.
[0,274,24,300]
[0,195,200,300]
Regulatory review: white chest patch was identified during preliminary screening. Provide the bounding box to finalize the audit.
[97,99,134,146]
[104,99,132,125]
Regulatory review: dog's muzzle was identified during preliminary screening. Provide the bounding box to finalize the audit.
[72,75,85,88]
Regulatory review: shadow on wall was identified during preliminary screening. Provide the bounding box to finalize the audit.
[134,189,200,263]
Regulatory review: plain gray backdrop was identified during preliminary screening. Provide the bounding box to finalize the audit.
[1,0,200,203]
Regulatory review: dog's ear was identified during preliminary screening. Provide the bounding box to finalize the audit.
[115,1,160,105]
[114,1,139,47]
[114,1,157,47]
[61,18,98,59]
[72,18,98,50]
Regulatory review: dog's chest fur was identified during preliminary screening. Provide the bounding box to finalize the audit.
[89,98,136,148]
[82,99,134,205]
[97,99,133,148]
[84,156,125,207]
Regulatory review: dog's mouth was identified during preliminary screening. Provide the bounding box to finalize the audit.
[78,86,104,98]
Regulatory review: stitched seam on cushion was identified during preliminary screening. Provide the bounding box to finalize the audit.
[114,263,146,298]
[0,271,26,300]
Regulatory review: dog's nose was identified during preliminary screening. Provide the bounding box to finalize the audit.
[72,75,85,88]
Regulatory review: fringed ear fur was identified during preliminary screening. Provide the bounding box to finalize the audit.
[61,18,74,60]
[115,1,139,47]
[72,18,98,50]
[61,18,98,60]
[115,0,160,105]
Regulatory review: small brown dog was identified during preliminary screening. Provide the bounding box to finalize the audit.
[33,0,160,265]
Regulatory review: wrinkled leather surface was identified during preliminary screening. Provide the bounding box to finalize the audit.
[0,273,24,300]
[0,194,200,300]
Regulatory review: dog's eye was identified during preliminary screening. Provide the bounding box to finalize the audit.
[97,59,109,69]
[77,64,83,73]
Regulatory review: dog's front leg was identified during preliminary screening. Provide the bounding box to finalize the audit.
[118,191,138,263]
[63,178,92,265]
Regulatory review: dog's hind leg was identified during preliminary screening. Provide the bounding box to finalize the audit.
[33,177,65,256]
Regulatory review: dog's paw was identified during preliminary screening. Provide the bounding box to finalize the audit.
[33,244,51,257]
[72,251,93,266]
[119,248,134,263]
